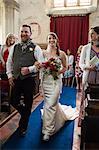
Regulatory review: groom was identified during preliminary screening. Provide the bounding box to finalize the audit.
[6,24,43,136]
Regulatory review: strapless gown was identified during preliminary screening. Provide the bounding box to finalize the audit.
[41,74,79,136]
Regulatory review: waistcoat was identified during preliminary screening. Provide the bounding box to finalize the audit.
[13,42,36,79]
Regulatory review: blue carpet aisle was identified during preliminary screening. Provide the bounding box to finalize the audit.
[2,87,77,150]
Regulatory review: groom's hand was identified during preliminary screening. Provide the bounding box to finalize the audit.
[21,67,30,75]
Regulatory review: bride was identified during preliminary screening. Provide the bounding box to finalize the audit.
[40,32,79,141]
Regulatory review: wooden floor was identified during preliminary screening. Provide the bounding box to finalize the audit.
[0,89,81,150]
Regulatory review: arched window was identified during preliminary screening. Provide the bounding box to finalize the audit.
[45,0,97,16]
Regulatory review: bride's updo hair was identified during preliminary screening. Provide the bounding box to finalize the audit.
[47,32,60,56]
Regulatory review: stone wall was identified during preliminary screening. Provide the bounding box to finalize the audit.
[19,0,50,44]
[89,0,99,28]
[19,0,99,44]
[0,0,20,45]
[0,0,99,45]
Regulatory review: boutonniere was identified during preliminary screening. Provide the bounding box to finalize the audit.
[29,47,34,51]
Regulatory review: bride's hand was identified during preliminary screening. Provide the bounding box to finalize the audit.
[58,67,66,75]
[34,61,41,70]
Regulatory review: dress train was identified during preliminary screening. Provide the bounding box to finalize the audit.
[41,75,79,136]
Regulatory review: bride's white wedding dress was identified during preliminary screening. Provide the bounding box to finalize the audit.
[41,56,79,136]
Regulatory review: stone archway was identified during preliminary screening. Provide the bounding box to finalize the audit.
[0,0,20,44]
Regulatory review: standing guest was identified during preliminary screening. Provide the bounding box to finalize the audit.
[75,45,83,92]
[79,26,99,91]
[64,49,74,86]
[6,24,43,136]
[0,33,16,75]
[40,32,79,141]
[0,34,16,109]
[78,26,99,126]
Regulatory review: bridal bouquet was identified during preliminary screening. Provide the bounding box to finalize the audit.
[42,58,61,80]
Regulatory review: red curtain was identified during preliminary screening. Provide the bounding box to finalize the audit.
[50,15,89,56]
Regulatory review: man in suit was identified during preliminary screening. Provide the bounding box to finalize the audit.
[6,24,43,136]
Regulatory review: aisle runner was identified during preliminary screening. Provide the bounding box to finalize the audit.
[2,87,77,150]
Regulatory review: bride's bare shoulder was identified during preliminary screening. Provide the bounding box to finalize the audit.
[60,50,66,57]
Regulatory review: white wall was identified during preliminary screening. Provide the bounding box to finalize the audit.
[89,0,99,28]
[0,0,99,45]
[19,0,50,44]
